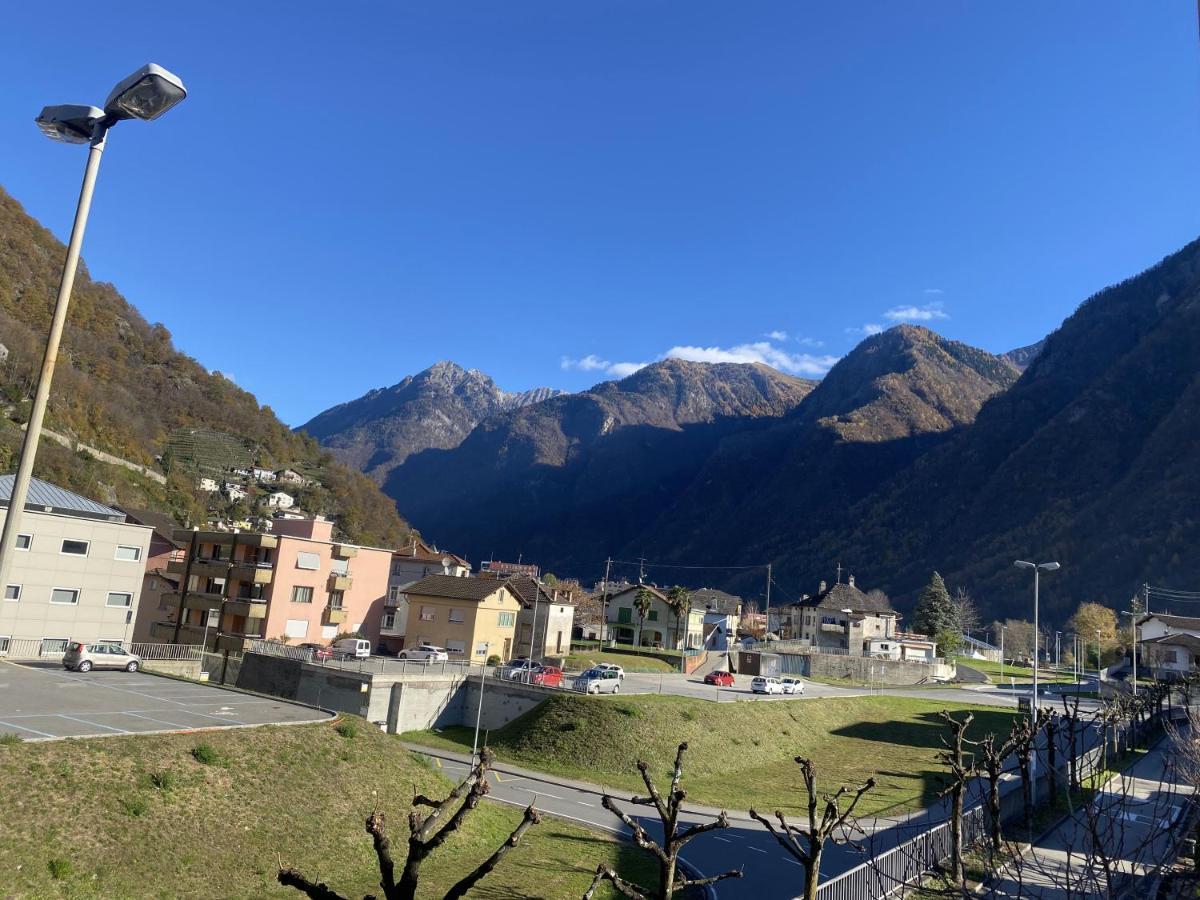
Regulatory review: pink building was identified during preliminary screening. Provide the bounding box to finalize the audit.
[141,516,392,650]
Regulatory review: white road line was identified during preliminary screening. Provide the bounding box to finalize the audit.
[0,718,54,737]
[748,846,767,854]
[576,801,597,808]
[521,788,564,800]
[58,714,127,733]
[122,711,190,729]
[713,836,732,843]
[783,858,803,867]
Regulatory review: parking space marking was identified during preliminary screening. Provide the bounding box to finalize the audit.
[122,711,191,729]
[58,714,128,733]
[0,718,55,737]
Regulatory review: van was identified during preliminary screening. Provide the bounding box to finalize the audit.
[332,638,370,660]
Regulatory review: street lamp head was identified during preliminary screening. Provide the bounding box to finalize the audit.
[35,105,104,143]
[103,63,187,121]
[1039,562,1061,572]
[1014,560,1035,570]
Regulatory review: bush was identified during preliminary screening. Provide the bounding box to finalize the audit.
[120,796,149,817]
[47,858,72,880]
[148,770,176,792]
[335,720,358,739]
[191,742,224,766]
[0,733,21,746]
[486,654,502,667]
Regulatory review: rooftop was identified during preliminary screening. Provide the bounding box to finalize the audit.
[0,475,126,523]
[403,574,513,602]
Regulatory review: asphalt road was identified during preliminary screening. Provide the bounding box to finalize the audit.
[0,661,331,739]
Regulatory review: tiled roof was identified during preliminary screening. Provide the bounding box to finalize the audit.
[783,581,895,615]
[1143,633,1200,652]
[505,577,572,608]
[402,574,511,602]
[120,506,187,548]
[0,474,125,522]
[693,588,743,614]
[394,540,470,568]
[1139,613,1200,631]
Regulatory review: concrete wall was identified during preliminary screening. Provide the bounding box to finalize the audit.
[754,650,954,683]
[142,658,202,678]
[380,674,470,733]
[462,678,557,731]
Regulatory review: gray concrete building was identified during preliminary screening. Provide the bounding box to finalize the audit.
[0,476,152,652]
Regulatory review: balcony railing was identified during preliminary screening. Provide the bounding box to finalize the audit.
[324,605,347,625]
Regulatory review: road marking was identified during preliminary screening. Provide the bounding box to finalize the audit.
[748,846,767,854]
[122,711,190,729]
[783,857,803,866]
[434,758,442,769]
[522,788,564,800]
[0,718,54,737]
[576,801,596,808]
[58,714,127,733]
[713,836,732,843]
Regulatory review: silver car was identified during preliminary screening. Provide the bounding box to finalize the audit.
[574,668,622,694]
[63,641,141,673]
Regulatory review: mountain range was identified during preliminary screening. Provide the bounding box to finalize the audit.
[304,236,1200,625]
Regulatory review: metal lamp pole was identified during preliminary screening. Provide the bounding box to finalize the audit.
[471,642,489,766]
[1096,629,1102,684]
[0,65,186,598]
[1015,560,1060,714]
[1120,610,1138,697]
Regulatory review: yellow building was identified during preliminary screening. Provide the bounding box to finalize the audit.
[393,574,521,662]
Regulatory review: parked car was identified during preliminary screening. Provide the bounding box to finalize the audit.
[780,677,805,695]
[532,665,564,688]
[594,663,625,680]
[63,641,141,673]
[298,642,333,661]
[398,644,448,662]
[703,670,735,687]
[751,675,783,695]
[332,638,372,660]
[574,668,622,694]
[504,658,541,680]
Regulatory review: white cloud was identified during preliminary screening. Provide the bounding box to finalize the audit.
[796,336,825,348]
[922,288,944,295]
[845,323,884,338]
[664,342,839,377]
[764,329,789,341]
[882,302,948,323]
[608,361,649,377]
[562,354,647,378]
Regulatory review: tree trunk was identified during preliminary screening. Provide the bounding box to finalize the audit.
[1045,718,1058,799]
[804,848,822,900]
[988,773,1003,854]
[1020,754,1033,835]
[950,782,964,887]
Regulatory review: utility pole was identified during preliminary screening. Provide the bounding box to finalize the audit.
[764,563,772,644]
[601,557,612,645]
[1121,609,1138,697]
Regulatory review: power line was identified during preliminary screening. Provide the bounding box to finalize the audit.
[607,558,768,571]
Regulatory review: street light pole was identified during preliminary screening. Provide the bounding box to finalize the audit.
[0,65,186,599]
[1096,628,1102,684]
[471,642,489,766]
[1055,631,1061,671]
[1120,610,1138,697]
[1015,560,1060,715]
[1000,625,1006,683]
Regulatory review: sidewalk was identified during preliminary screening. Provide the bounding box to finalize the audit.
[983,736,1194,898]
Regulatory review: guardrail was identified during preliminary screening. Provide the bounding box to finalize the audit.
[128,642,203,661]
[0,639,202,662]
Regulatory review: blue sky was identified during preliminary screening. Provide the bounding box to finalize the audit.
[2,3,1198,425]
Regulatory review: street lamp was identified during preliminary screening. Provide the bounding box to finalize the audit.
[471,642,490,766]
[0,65,186,597]
[1096,628,1102,684]
[1120,610,1138,697]
[999,624,1007,683]
[1014,560,1060,714]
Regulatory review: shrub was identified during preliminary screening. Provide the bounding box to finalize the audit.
[47,858,72,880]
[148,770,176,791]
[680,709,697,722]
[121,796,149,817]
[335,720,358,739]
[191,742,223,766]
[0,733,21,746]
[486,654,502,667]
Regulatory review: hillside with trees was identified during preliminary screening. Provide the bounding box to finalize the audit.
[0,186,412,547]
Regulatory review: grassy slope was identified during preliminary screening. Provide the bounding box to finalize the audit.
[0,720,652,899]
[562,649,678,673]
[404,694,1019,817]
[954,657,1077,684]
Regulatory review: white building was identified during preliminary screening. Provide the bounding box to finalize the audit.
[0,476,153,651]
[1138,613,1200,678]
[509,577,575,658]
[223,483,247,501]
[251,467,276,484]
[604,584,705,650]
[266,491,295,509]
[197,477,218,492]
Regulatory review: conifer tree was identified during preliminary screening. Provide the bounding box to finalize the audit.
[912,571,956,637]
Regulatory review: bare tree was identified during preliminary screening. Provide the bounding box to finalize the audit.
[934,710,975,891]
[278,748,539,900]
[585,742,743,899]
[951,587,980,635]
[975,731,1014,854]
[1008,714,1041,837]
[749,756,876,900]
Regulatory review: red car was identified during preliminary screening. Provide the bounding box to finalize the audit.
[300,642,333,661]
[703,670,735,687]
[532,665,563,688]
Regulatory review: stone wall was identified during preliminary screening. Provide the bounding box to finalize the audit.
[770,651,955,683]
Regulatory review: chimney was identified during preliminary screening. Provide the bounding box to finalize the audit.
[818,580,827,593]
[848,574,855,588]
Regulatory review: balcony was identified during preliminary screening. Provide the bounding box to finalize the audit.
[329,573,352,592]
[332,543,358,559]
[227,599,268,620]
[323,605,347,625]
[379,617,403,636]
[179,591,225,613]
[149,621,207,644]
[171,529,278,549]
[235,562,275,584]
[820,622,846,633]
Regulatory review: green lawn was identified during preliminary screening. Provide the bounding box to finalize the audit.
[404,694,1019,817]
[563,649,679,673]
[0,720,653,899]
[954,657,1078,684]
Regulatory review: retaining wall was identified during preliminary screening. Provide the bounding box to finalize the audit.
[142,658,202,678]
[780,651,955,684]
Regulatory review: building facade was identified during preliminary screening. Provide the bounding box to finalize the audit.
[140,516,391,651]
[508,577,575,659]
[604,584,705,650]
[0,477,153,651]
[769,576,898,653]
[381,574,521,661]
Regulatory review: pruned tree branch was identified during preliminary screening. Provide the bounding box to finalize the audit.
[444,803,541,900]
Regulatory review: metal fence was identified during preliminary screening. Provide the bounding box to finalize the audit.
[0,639,201,662]
[128,642,202,661]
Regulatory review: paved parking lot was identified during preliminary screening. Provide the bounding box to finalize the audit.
[0,661,331,740]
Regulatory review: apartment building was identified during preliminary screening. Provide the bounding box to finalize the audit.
[140,516,391,650]
[121,507,185,642]
[769,575,898,652]
[0,476,153,651]
[379,573,520,661]
[508,576,575,659]
[604,584,705,650]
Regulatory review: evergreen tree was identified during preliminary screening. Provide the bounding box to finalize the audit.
[912,571,956,637]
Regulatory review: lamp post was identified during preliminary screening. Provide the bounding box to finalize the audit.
[1096,628,1102,684]
[0,65,186,598]
[471,642,490,766]
[1014,560,1060,714]
[1120,610,1138,697]
[999,624,1007,683]
[1055,631,1061,671]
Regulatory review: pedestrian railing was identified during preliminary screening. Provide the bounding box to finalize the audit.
[128,642,203,661]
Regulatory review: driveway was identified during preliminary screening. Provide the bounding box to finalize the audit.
[0,661,331,740]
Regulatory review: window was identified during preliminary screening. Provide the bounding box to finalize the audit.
[15,534,30,551]
[50,588,79,605]
[296,552,320,570]
[388,585,402,601]
[475,641,490,656]
[106,592,133,608]
[648,610,659,621]
[821,615,838,625]
[328,590,345,610]
[284,619,309,639]
[3,585,18,601]
[1163,649,1179,664]
[331,559,349,576]
[115,545,142,562]
[291,586,314,604]
[41,638,69,655]
[446,639,466,654]
[498,612,515,628]
[0,636,8,655]
[381,612,396,630]
[61,539,89,556]
[420,606,435,622]
[617,607,632,624]
[448,608,465,624]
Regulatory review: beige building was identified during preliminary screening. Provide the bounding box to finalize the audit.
[769,575,898,653]
[604,584,705,650]
[508,577,575,659]
[138,516,392,651]
[0,476,153,652]
[383,574,520,662]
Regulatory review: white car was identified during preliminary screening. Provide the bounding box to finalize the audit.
[399,644,449,661]
[751,676,783,695]
[781,677,805,695]
[594,663,625,680]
